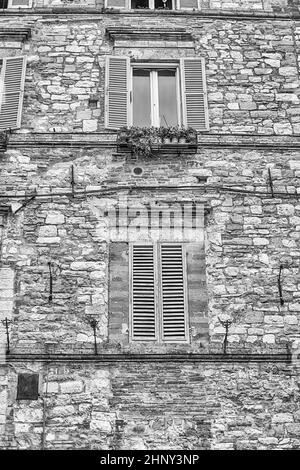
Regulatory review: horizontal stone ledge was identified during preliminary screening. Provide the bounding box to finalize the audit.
[7,133,300,150]
[1,9,300,22]
[5,353,292,363]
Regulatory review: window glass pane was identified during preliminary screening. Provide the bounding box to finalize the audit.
[0,0,8,7]
[133,69,151,127]
[155,0,172,9]
[131,0,149,8]
[158,70,178,127]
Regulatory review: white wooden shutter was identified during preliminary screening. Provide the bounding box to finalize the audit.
[105,56,130,129]
[180,58,209,131]
[8,0,32,7]
[0,56,26,131]
[160,244,188,341]
[130,245,157,340]
[177,0,199,9]
[105,0,128,8]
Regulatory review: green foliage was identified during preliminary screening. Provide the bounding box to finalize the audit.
[0,131,8,148]
[118,126,197,158]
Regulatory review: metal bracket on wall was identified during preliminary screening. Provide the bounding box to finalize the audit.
[218,317,233,355]
[1,317,12,354]
[13,190,37,215]
[88,318,99,355]
[268,168,275,198]
[278,265,285,306]
[71,165,75,198]
[48,262,53,303]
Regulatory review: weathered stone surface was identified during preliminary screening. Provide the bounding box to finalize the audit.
[1,0,300,452]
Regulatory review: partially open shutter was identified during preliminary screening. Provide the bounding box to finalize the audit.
[8,0,32,7]
[180,58,209,131]
[105,56,130,129]
[105,0,128,8]
[130,245,157,340]
[0,56,26,131]
[177,0,199,9]
[160,244,188,341]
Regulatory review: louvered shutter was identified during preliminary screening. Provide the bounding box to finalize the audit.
[177,0,199,9]
[180,58,209,131]
[8,0,32,7]
[105,56,130,129]
[0,56,26,131]
[130,245,157,340]
[105,0,128,8]
[160,244,188,341]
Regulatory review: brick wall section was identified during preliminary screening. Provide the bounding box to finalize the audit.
[1,361,300,450]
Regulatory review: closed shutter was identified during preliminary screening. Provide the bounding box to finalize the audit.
[105,0,128,8]
[177,0,199,9]
[8,0,32,7]
[0,56,27,131]
[160,244,188,341]
[180,58,209,131]
[105,56,130,129]
[130,244,157,340]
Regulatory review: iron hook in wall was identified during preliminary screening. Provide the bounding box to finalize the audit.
[218,317,233,355]
[71,165,75,198]
[268,168,274,198]
[48,262,53,303]
[1,317,12,354]
[89,318,99,355]
[278,264,284,306]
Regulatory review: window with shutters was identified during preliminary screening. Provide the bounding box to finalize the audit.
[0,56,27,131]
[130,243,189,342]
[105,57,209,131]
[105,0,199,9]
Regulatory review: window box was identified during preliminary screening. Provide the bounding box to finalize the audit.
[0,131,8,151]
[105,0,200,10]
[117,126,198,158]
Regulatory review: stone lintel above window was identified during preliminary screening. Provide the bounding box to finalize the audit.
[106,27,194,43]
[0,28,31,42]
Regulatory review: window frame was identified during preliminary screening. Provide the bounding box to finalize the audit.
[104,0,200,10]
[129,242,189,344]
[130,62,182,128]
[131,0,175,9]
[105,56,209,131]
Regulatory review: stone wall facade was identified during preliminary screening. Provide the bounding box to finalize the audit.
[2,361,300,450]
[0,1,299,450]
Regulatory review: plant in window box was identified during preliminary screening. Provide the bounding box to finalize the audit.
[178,127,197,144]
[157,126,172,144]
[118,126,159,158]
[169,126,181,144]
[0,131,8,150]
